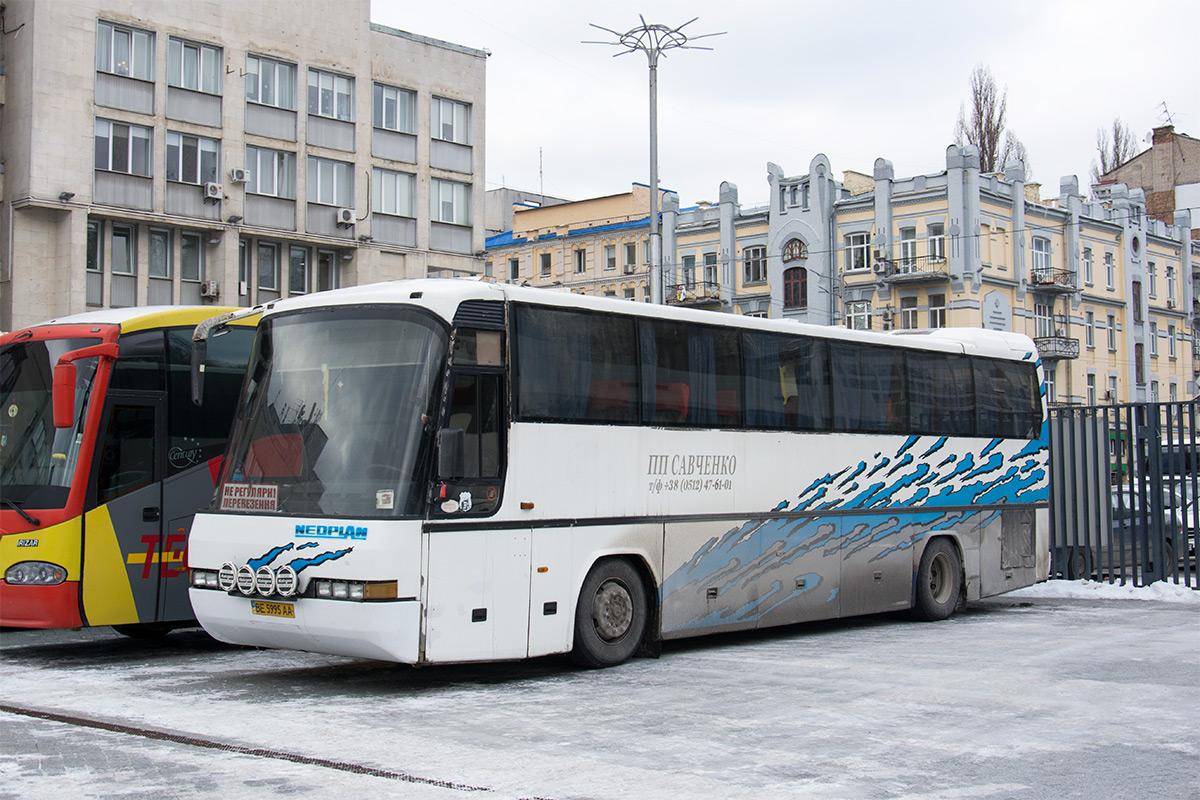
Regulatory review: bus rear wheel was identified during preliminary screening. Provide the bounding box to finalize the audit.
[570,558,647,669]
[911,539,962,621]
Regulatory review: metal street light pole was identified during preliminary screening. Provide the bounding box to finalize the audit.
[586,17,723,304]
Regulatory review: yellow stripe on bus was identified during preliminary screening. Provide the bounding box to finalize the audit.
[0,517,83,579]
[81,506,138,626]
[125,551,184,565]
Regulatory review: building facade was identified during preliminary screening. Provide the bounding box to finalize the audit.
[1099,124,1199,238]
[488,145,1200,403]
[0,0,487,331]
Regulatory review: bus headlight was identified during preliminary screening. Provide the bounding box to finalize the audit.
[5,562,67,585]
[275,565,298,597]
[190,569,220,589]
[217,562,237,592]
[254,566,276,596]
[236,565,256,596]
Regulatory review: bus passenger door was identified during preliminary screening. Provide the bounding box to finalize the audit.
[81,397,167,627]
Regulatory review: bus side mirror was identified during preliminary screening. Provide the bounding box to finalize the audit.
[52,362,77,429]
[191,338,208,406]
[437,428,465,481]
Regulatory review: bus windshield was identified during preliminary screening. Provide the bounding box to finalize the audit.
[219,306,448,518]
[1,338,101,509]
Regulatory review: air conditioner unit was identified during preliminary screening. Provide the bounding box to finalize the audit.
[623,263,637,274]
[203,182,223,201]
[1168,298,1177,308]
[880,308,895,322]
[229,168,250,184]
[336,207,355,227]
[872,260,888,274]
[199,280,220,299]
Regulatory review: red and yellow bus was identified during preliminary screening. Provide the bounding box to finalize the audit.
[1,307,254,634]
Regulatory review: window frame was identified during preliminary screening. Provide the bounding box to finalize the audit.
[430,178,472,226]
[373,82,416,134]
[245,55,297,111]
[245,145,296,199]
[94,119,152,177]
[166,131,220,186]
[371,167,416,218]
[168,36,222,95]
[307,155,354,208]
[307,68,354,122]
[743,245,768,284]
[432,96,472,145]
[96,20,154,82]
[783,266,807,310]
[180,231,204,283]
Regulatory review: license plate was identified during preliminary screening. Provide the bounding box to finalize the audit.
[250,600,295,618]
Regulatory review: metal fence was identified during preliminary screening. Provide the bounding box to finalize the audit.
[1049,401,1199,588]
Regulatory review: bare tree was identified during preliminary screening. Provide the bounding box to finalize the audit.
[954,65,1028,175]
[1090,118,1141,184]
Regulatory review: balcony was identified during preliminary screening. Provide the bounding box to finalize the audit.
[879,255,950,285]
[1029,267,1077,293]
[1033,335,1080,360]
[666,280,721,307]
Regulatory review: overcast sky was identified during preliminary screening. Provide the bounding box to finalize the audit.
[371,0,1196,210]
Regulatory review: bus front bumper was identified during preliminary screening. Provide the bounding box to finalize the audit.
[0,581,83,629]
[190,588,421,663]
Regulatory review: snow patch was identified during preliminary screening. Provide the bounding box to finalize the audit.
[1009,579,1200,605]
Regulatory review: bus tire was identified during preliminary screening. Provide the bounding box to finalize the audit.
[112,622,175,639]
[570,558,647,669]
[911,539,962,621]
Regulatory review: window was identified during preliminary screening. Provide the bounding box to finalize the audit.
[257,242,279,292]
[604,245,616,272]
[96,21,153,81]
[306,156,353,207]
[574,249,586,275]
[1170,383,1178,402]
[166,132,219,185]
[928,223,945,262]
[846,300,871,330]
[431,179,471,225]
[245,55,296,110]
[743,245,767,284]
[432,97,471,145]
[88,221,104,276]
[844,233,870,272]
[1087,374,1096,405]
[111,225,136,275]
[181,232,204,283]
[681,255,695,289]
[1168,324,1176,358]
[315,251,338,293]
[1151,380,1159,403]
[289,246,310,295]
[783,267,807,310]
[245,146,296,198]
[1148,261,1157,297]
[1107,313,1116,351]
[1032,237,1051,280]
[1132,281,1142,323]
[168,37,221,95]
[1105,252,1115,288]
[899,227,917,271]
[94,119,151,177]
[1108,375,1118,403]
[625,242,637,271]
[509,258,520,281]
[704,253,719,286]
[1045,365,1056,404]
[1166,264,1176,305]
[1150,322,1159,357]
[372,167,415,217]
[149,229,171,279]
[1135,343,1145,385]
[831,343,907,434]
[782,238,807,263]
[307,68,353,122]
[539,253,551,278]
[900,296,919,330]
[239,240,250,298]
[373,83,416,133]
[1085,311,1095,348]
[624,287,635,300]
[1034,302,1052,338]
[929,293,946,328]
[1083,247,1093,284]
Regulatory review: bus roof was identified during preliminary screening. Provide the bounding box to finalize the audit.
[15,306,251,336]
[250,279,1039,363]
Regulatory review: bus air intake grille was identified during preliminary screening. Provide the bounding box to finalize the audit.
[453,300,505,330]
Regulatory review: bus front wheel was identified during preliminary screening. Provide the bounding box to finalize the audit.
[911,539,962,621]
[570,558,647,669]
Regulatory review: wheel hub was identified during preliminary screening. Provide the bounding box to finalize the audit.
[592,579,633,641]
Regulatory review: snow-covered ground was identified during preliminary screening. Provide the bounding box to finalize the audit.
[2,584,1197,800]
[1010,578,1200,604]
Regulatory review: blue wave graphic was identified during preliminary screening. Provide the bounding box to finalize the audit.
[248,543,294,570]
[286,547,353,573]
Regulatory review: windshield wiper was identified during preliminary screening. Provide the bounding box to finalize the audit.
[2,499,41,527]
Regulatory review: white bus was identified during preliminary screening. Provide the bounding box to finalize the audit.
[187,279,1049,668]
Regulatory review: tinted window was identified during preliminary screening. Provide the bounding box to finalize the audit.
[744,331,831,431]
[974,359,1040,438]
[638,319,742,427]
[108,331,164,392]
[514,305,639,424]
[95,404,156,505]
[908,351,974,436]
[830,343,907,434]
[166,327,254,477]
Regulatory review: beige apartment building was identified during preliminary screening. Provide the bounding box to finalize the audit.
[0,0,487,331]
[488,145,1200,404]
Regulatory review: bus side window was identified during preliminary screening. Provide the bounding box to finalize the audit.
[96,405,156,505]
[447,372,502,479]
